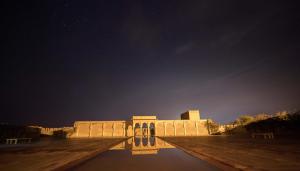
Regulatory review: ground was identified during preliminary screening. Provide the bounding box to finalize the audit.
[0,137,126,171]
[2,136,300,170]
[162,136,300,171]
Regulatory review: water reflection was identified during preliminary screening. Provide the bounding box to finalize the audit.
[110,136,174,155]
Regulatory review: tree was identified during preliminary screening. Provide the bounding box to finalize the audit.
[275,111,289,120]
[275,110,288,116]
[239,115,254,125]
[206,119,220,134]
[233,119,241,126]
[254,113,271,121]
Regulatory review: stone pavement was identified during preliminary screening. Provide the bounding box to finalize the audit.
[0,138,126,171]
[162,136,300,171]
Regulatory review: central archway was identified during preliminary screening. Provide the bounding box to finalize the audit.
[134,123,141,136]
[132,116,157,137]
[150,123,155,136]
[142,123,148,137]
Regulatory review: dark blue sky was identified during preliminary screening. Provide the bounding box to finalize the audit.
[1,1,300,126]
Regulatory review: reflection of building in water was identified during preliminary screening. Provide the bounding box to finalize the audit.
[70,110,210,138]
[110,137,175,155]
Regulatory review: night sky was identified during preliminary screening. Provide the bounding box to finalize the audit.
[1,1,300,127]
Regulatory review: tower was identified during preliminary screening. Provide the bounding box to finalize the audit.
[180,110,200,120]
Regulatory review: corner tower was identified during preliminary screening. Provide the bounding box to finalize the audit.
[180,110,200,120]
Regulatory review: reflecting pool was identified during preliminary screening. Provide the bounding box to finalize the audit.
[72,136,220,171]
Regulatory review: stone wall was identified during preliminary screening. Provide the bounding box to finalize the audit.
[155,120,209,136]
[41,127,66,135]
[70,119,209,138]
[72,121,127,138]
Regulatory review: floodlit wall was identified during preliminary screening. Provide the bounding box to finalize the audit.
[70,119,209,138]
[70,110,209,138]
[41,127,73,135]
[155,120,209,136]
[72,121,127,138]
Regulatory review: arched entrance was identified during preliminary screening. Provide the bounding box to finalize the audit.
[132,116,157,137]
[150,123,155,136]
[142,123,148,137]
[134,123,141,136]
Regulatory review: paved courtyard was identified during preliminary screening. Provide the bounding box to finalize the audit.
[0,138,125,171]
[162,136,300,171]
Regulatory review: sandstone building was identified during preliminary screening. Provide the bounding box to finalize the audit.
[70,110,210,138]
